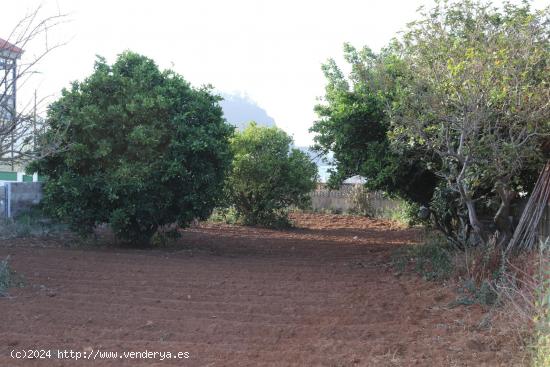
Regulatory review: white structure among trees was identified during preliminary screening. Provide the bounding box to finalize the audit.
[0,38,22,169]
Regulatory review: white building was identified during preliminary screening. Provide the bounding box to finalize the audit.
[0,38,28,179]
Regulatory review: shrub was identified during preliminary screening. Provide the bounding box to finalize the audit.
[413,237,453,281]
[493,239,550,365]
[208,207,238,225]
[348,185,373,216]
[348,185,421,226]
[225,123,317,227]
[452,278,498,307]
[30,52,233,244]
[392,233,454,281]
[0,256,23,296]
[0,206,67,239]
[388,201,422,226]
[150,227,181,247]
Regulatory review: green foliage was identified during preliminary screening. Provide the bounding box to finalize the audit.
[30,52,233,244]
[429,184,472,248]
[226,123,317,227]
[390,0,550,245]
[413,238,454,281]
[310,44,438,205]
[208,207,238,225]
[315,1,549,248]
[0,206,67,239]
[0,256,23,296]
[382,200,422,226]
[349,185,421,225]
[150,227,181,247]
[392,233,454,281]
[451,279,498,307]
[348,185,376,216]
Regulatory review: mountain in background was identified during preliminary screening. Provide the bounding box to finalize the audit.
[218,93,335,183]
[219,93,276,130]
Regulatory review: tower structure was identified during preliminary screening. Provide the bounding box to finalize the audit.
[0,38,23,169]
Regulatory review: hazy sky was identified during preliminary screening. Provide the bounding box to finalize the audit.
[2,0,548,146]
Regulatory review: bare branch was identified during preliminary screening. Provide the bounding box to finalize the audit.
[0,6,69,168]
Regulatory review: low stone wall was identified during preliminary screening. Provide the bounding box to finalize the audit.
[3,182,43,218]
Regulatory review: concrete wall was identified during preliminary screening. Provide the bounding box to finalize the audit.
[310,184,402,215]
[310,185,354,213]
[3,182,43,218]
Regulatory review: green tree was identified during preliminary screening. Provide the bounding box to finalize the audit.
[391,0,550,246]
[226,123,317,227]
[310,44,438,205]
[30,52,233,244]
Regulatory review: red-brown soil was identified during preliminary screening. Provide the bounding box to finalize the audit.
[0,213,525,366]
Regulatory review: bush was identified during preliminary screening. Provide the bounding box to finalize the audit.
[393,233,501,307]
[225,123,317,227]
[452,278,498,307]
[413,237,454,281]
[388,201,423,226]
[208,207,239,225]
[0,206,67,239]
[490,240,550,365]
[348,185,373,216]
[392,233,454,281]
[150,227,181,247]
[30,52,233,244]
[0,256,23,296]
[348,185,420,225]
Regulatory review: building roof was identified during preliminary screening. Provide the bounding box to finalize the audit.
[0,38,23,55]
[343,175,367,185]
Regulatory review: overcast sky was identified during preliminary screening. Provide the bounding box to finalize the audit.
[2,0,548,146]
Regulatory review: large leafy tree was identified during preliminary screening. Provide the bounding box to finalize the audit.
[391,0,550,245]
[310,44,438,205]
[226,123,317,226]
[31,52,233,243]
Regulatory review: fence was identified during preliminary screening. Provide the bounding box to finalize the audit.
[310,184,354,213]
[0,182,43,219]
[1,180,547,237]
[310,183,402,215]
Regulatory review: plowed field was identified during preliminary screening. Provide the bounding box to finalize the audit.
[0,213,523,366]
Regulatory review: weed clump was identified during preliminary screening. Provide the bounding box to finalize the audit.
[413,238,453,281]
[0,257,11,296]
[392,233,454,281]
[0,256,23,296]
[0,206,67,240]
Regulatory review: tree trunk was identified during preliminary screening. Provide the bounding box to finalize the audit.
[494,181,516,246]
[464,198,488,243]
[456,171,488,244]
